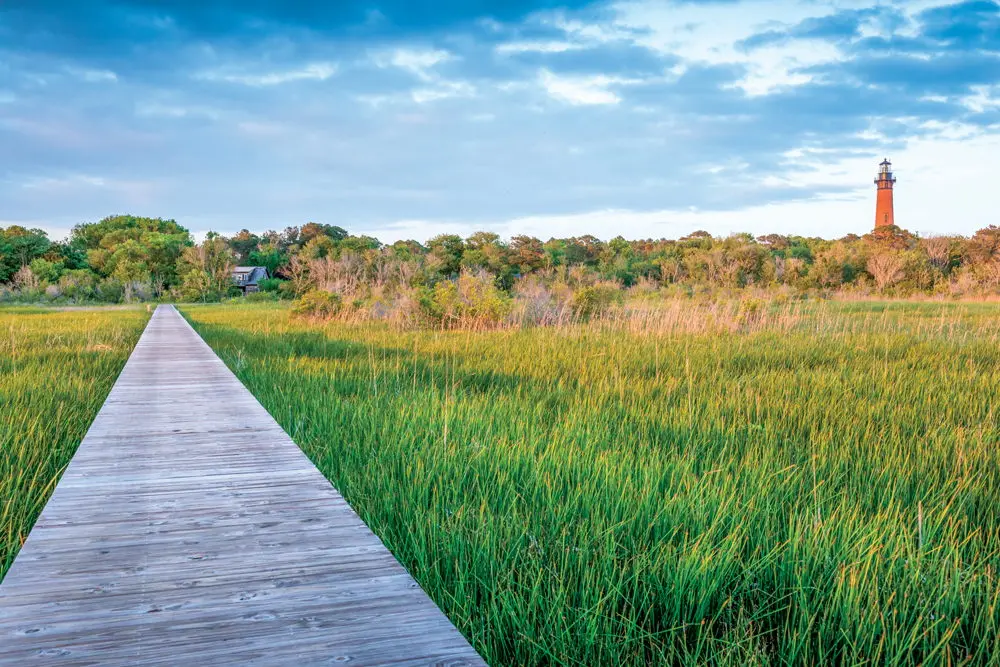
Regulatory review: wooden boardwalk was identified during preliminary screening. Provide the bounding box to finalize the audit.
[0,305,485,666]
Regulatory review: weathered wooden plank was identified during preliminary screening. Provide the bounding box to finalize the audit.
[0,305,485,666]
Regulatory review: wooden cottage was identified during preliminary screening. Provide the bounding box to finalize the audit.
[231,266,269,294]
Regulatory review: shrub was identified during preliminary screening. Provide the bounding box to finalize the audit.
[58,270,97,301]
[291,289,342,319]
[96,278,124,303]
[123,281,154,303]
[12,266,38,291]
[244,290,279,303]
[257,277,283,293]
[571,282,623,319]
[512,277,572,327]
[29,258,64,285]
[420,270,512,328]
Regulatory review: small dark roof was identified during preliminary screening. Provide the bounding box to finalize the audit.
[231,266,269,284]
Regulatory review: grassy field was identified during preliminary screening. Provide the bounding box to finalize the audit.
[183,300,998,665]
[0,306,149,581]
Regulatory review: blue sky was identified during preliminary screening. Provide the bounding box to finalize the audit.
[1,0,998,242]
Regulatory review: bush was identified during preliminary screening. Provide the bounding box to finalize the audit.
[419,270,512,327]
[29,258,64,284]
[291,289,342,319]
[244,290,279,303]
[257,277,283,293]
[58,270,97,301]
[123,281,154,303]
[512,277,572,326]
[96,278,124,303]
[571,282,623,319]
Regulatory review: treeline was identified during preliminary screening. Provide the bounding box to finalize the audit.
[2,215,999,314]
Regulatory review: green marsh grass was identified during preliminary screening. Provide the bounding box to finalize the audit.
[0,306,149,581]
[183,301,1000,666]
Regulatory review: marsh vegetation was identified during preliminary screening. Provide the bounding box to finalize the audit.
[183,300,1000,665]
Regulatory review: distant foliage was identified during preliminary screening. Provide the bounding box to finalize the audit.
[571,281,624,319]
[242,290,279,303]
[173,236,236,302]
[256,277,283,292]
[4,219,1000,307]
[291,289,342,319]
[418,270,512,328]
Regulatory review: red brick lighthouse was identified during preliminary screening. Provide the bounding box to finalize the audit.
[874,158,896,229]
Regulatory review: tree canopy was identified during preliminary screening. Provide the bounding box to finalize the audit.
[2,217,1000,304]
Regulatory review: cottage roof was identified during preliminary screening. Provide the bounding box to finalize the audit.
[232,266,269,284]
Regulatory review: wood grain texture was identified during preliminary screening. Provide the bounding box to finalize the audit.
[0,305,485,667]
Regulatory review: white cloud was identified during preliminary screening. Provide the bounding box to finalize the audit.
[724,41,839,96]
[367,48,474,104]
[75,68,118,83]
[495,40,586,54]
[917,120,983,141]
[538,69,632,105]
[354,79,476,107]
[373,48,453,81]
[197,62,338,86]
[135,102,222,119]
[545,12,636,45]
[411,80,476,104]
[961,85,1000,113]
[610,0,898,96]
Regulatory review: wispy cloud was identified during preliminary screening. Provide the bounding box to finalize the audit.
[538,69,637,105]
[411,80,476,104]
[71,68,119,83]
[372,48,453,81]
[496,40,587,54]
[196,62,338,86]
[134,102,222,119]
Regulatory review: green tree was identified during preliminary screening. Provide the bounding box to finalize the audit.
[427,234,466,276]
[71,215,191,290]
[29,258,64,284]
[228,229,261,263]
[509,235,545,275]
[0,226,51,281]
[300,223,348,244]
[175,237,236,302]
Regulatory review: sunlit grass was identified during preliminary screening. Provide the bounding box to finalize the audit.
[183,301,1000,666]
[0,306,149,581]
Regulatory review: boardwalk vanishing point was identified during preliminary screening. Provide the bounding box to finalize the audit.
[0,305,485,666]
